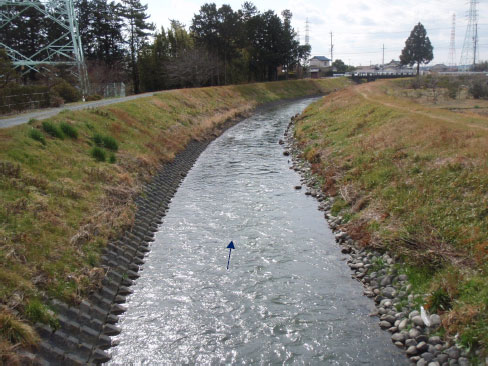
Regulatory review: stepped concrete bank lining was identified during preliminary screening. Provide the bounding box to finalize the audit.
[28,117,244,365]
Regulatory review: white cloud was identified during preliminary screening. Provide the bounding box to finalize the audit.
[142,0,488,66]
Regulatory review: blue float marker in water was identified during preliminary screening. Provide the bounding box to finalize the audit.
[226,241,235,270]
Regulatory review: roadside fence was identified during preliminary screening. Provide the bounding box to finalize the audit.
[0,89,51,115]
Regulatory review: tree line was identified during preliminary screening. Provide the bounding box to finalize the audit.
[0,0,311,95]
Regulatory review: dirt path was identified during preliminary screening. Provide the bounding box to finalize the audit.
[356,83,488,132]
[0,91,159,129]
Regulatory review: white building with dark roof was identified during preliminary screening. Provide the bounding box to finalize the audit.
[309,56,331,68]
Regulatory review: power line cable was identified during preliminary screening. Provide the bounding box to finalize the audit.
[326,24,488,37]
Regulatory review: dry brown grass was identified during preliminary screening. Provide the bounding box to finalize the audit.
[442,305,480,336]
[108,108,149,133]
[70,167,138,251]
[295,78,488,353]
[150,98,171,110]
[109,121,127,138]
[344,219,372,247]
[189,103,254,140]
[0,311,39,347]
[0,339,21,366]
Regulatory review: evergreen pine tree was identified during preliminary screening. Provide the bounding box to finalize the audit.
[120,0,154,93]
[400,22,434,76]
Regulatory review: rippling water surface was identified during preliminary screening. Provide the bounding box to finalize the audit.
[108,98,407,365]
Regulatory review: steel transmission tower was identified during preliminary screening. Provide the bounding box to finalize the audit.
[448,14,456,68]
[460,0,479,70]
[305,18,310,46]
[0,0,88,95]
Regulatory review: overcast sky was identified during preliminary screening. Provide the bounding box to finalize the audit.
[143,0,488,67]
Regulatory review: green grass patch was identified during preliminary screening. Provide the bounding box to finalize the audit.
[428,287,452,312]
[42,121,64,139]
[93,133,118,151]
[60,122,78,139]
[28,128,46,145]
[331,198,348,216]
[101,135,118,151]
[93,133,103,146]
[90,146,106,162]
[25,299,59,330]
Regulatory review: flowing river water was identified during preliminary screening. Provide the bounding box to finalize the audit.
[107,98,407,365]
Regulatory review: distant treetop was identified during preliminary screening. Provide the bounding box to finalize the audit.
[400,22,433,75]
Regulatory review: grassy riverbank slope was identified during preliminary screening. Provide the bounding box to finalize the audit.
[294,79,488,357]
[0,78,350,361]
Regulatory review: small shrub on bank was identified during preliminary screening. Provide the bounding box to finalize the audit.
[90,147,106,162]
[101,135,118,151]
[427,287,452,312]
[93,133,118,151]
[50,95,64,107]
[60,122,78,139]
[109,153,116,164]
[51,81,81,103]
[93,133,103,146]
[42,121,64,139]
[28,129,46,145]
[469,81,488,99]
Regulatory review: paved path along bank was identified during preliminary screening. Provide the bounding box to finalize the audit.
[0,92,157,129]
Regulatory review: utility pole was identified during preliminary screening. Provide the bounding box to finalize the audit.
[448,13,456,68]
[305,18,310,46]
[382,44,385,67]
[330,32,333,64]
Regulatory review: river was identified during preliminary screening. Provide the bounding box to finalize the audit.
[107,98,407,365]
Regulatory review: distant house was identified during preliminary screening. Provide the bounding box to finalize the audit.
[429,64,449,72]
[383,60,402,70]
[309,56,331,78]
[309,56,331,68]
[381,59,413,73]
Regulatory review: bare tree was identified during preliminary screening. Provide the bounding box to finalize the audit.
[166,47,221,88]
